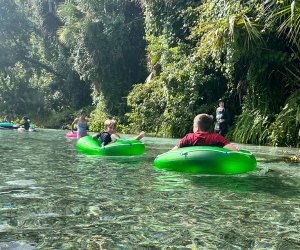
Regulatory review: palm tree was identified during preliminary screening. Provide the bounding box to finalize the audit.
[263,0,300,46]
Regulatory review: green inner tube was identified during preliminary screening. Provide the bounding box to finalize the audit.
[77,136,145,156]
[154,146,256,174]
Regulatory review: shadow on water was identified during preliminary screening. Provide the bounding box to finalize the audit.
[190,175,299,197]
[75,154,147,169]
[153,170,300,198]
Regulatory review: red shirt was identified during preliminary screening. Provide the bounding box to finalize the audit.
[176,132,229,148]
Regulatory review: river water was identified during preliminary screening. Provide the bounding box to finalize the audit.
[0,129,299,249]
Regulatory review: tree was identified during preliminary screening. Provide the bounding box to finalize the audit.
[57,0,147,118]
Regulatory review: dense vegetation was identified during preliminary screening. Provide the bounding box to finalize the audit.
[0,0,299,147]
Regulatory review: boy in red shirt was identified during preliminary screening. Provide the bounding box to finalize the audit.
[173,114,238,151]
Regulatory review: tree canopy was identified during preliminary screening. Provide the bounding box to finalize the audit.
[0,0,299,147]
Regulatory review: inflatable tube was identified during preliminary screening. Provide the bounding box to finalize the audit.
[77,136,145,156]
[0,123,20,129]
[66,131,78,138]
[66,131,89,138]
[0,122,13,128]
[154,146,256,174]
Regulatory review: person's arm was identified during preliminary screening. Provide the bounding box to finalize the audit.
[171,134,190,150]
[215,108,221,122]
[224,143,238,151]
[92,133,101,139]
[132,131,145,141]
[215,134,237,151]
[221,109,230,124]
[71,118,78,132]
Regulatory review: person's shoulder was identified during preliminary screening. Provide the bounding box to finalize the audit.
[182,132,194,137]
[211,132,224,138]
[212,133,229,142]
[180,132,198,141]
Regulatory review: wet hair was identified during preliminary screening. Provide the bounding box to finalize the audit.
[194,114,213,132]
[104,119,117,129]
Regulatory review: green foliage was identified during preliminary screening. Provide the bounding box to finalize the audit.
[57,0,147,116]
[0,0,299,147]
[127,80,169,136]
[0,0,92,125]
[232,87,300,147]
[0,0,31,69]
[269,89,300,147]
[36,109,75,129]
[125,0,300,148]
[88,94,109,132]
[0,63,45,117]
[263,0,300,45]
[232,107,271,145]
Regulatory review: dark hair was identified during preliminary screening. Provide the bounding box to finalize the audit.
[218,98,225,103]
[80,110,85,115]
[194,114,213,132]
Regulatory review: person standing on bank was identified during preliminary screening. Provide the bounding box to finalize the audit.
[214,98,230,136]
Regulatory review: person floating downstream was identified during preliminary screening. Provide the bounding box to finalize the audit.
[93,118,145,147]
[21,116,30,131]
[172,114,238,151]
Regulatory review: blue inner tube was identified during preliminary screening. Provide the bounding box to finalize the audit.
[0,122,20,129]
[0,122,13,128]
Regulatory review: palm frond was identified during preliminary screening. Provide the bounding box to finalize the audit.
[263,0,300,45]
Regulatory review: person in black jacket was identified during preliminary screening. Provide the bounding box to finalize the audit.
[21,116,30,131]
[214,99,230,136]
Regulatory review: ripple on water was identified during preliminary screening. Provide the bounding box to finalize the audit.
[0,242,35,250]
[5,180,36,186]
[0,129,299,248]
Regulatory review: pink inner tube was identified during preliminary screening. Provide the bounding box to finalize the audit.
[66,131,89,138]
[66,131,78,138]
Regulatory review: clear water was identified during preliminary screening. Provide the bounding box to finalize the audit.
[0,129,299,249]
